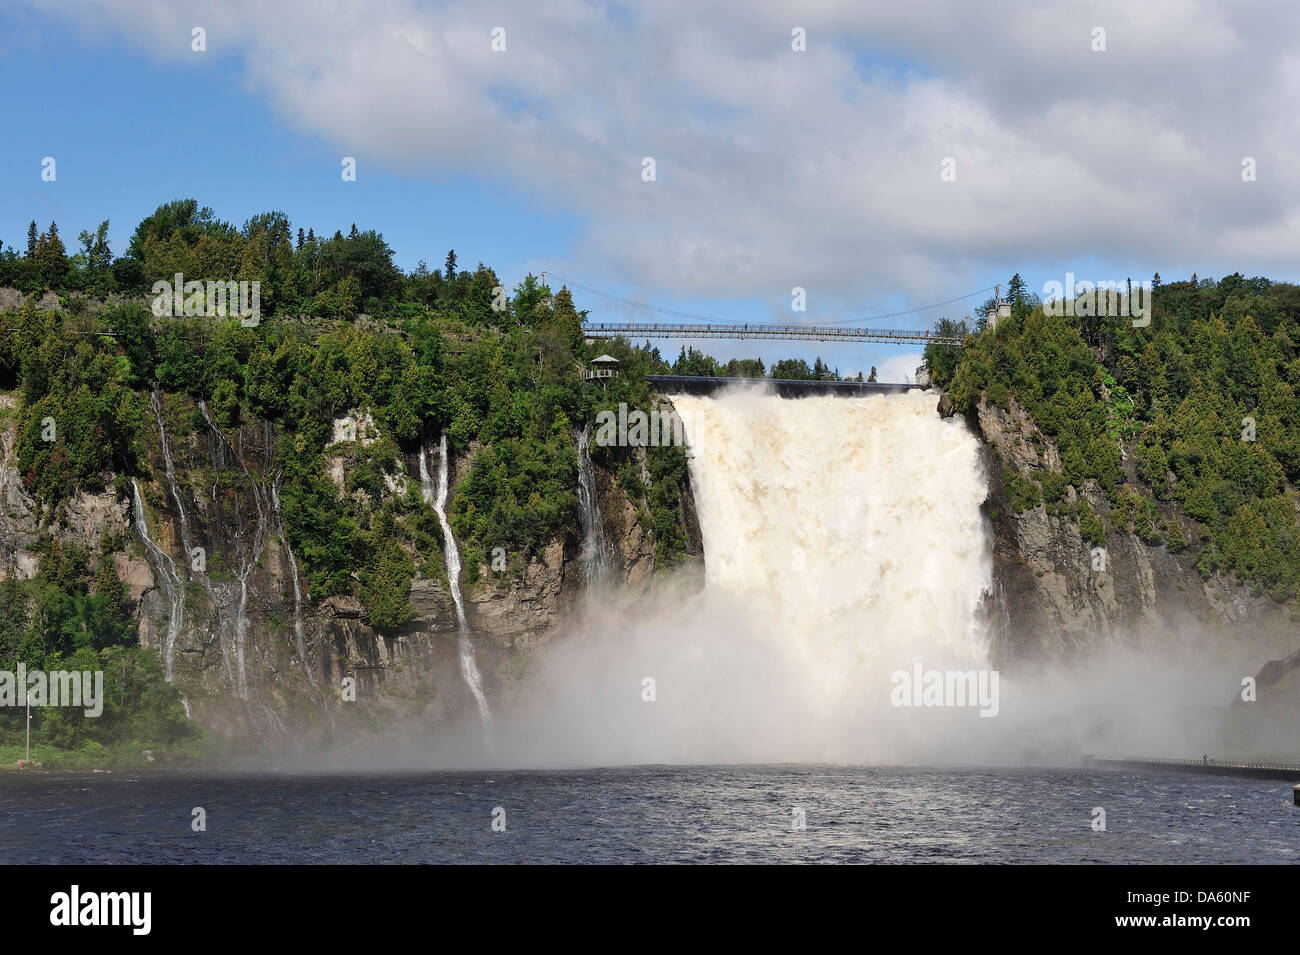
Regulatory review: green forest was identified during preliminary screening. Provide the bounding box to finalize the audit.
[927,272,1300,602]
[0,199,707,762]
[2,200,1298,761]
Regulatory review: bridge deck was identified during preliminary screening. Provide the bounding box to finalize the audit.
[586,322,963,346]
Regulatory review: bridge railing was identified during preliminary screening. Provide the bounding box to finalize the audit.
[583,322,965,346]
[1112,755,1300,772]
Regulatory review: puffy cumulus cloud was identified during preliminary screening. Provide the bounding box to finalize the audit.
[876,352,926,384]
[32,0,1300,313]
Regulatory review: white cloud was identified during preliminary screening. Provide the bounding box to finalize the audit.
[32,0,1300,314]
[875,352,925,384]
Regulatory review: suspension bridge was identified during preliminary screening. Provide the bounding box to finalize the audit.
[582,322,965,346]
[550,271,993,348]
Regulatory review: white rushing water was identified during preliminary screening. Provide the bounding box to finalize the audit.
[479,387,995,767]
[130,479,185,683]
[421,435,492,725]
[151,389,194,564]
[271,481,326,709]
[199,401,270,701]
[147,391,203,716]
[670,388,992,684]
[574,424,610,590]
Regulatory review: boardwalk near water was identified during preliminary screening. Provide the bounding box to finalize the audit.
[1086,755,1300,781]
[585,322,964,346]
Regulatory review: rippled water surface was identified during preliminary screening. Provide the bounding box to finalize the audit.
[2,765,1296,863]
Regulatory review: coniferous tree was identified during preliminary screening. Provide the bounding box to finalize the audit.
[349,223,360,240]
[33,222,68,287]
[1007,272,1028,306]
[547,286,584,347]
[297,227,305,250]
[868,366,878,382]
[444,249,457,280]
[26,221,37,258]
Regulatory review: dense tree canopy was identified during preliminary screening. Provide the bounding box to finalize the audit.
[928,273,1300,601]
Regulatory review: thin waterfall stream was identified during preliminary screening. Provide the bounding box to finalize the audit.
[129,479,185,689]
[420,434,492,725]
[575,424,611,590]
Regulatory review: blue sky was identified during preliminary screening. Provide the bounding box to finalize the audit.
[3,1,1296,380]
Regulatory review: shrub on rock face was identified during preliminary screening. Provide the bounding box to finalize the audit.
[1077,502,1106,548]
[1040,470,1068,504]
[1005,474,1041,513]
[1165,519,1189,554]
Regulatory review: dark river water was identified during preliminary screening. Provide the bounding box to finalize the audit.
[1,765,1295,863]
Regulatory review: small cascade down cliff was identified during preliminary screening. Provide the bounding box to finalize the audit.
[421,434,491,725]
[129,477,184,682]
[575,424,611,591]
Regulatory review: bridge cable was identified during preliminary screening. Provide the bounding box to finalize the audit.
[545,270,998,329]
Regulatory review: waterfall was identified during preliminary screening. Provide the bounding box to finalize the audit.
[130,479,184,682]
[421,434,492,725]
[150,390,218,707]
[575,424,610,590]
[150,389,194,565]
[271,481,326,710]
[498,387,994,766]
[199,400,270,700]
[669,389,992,685]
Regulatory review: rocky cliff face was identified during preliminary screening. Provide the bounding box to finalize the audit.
[973,394,1296,668]
[9,376,1290,750]
[0,389,703,748]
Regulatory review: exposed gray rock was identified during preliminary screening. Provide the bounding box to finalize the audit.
[976,394,1295,667]
[0,387,692,747]
[320,595,365,618]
